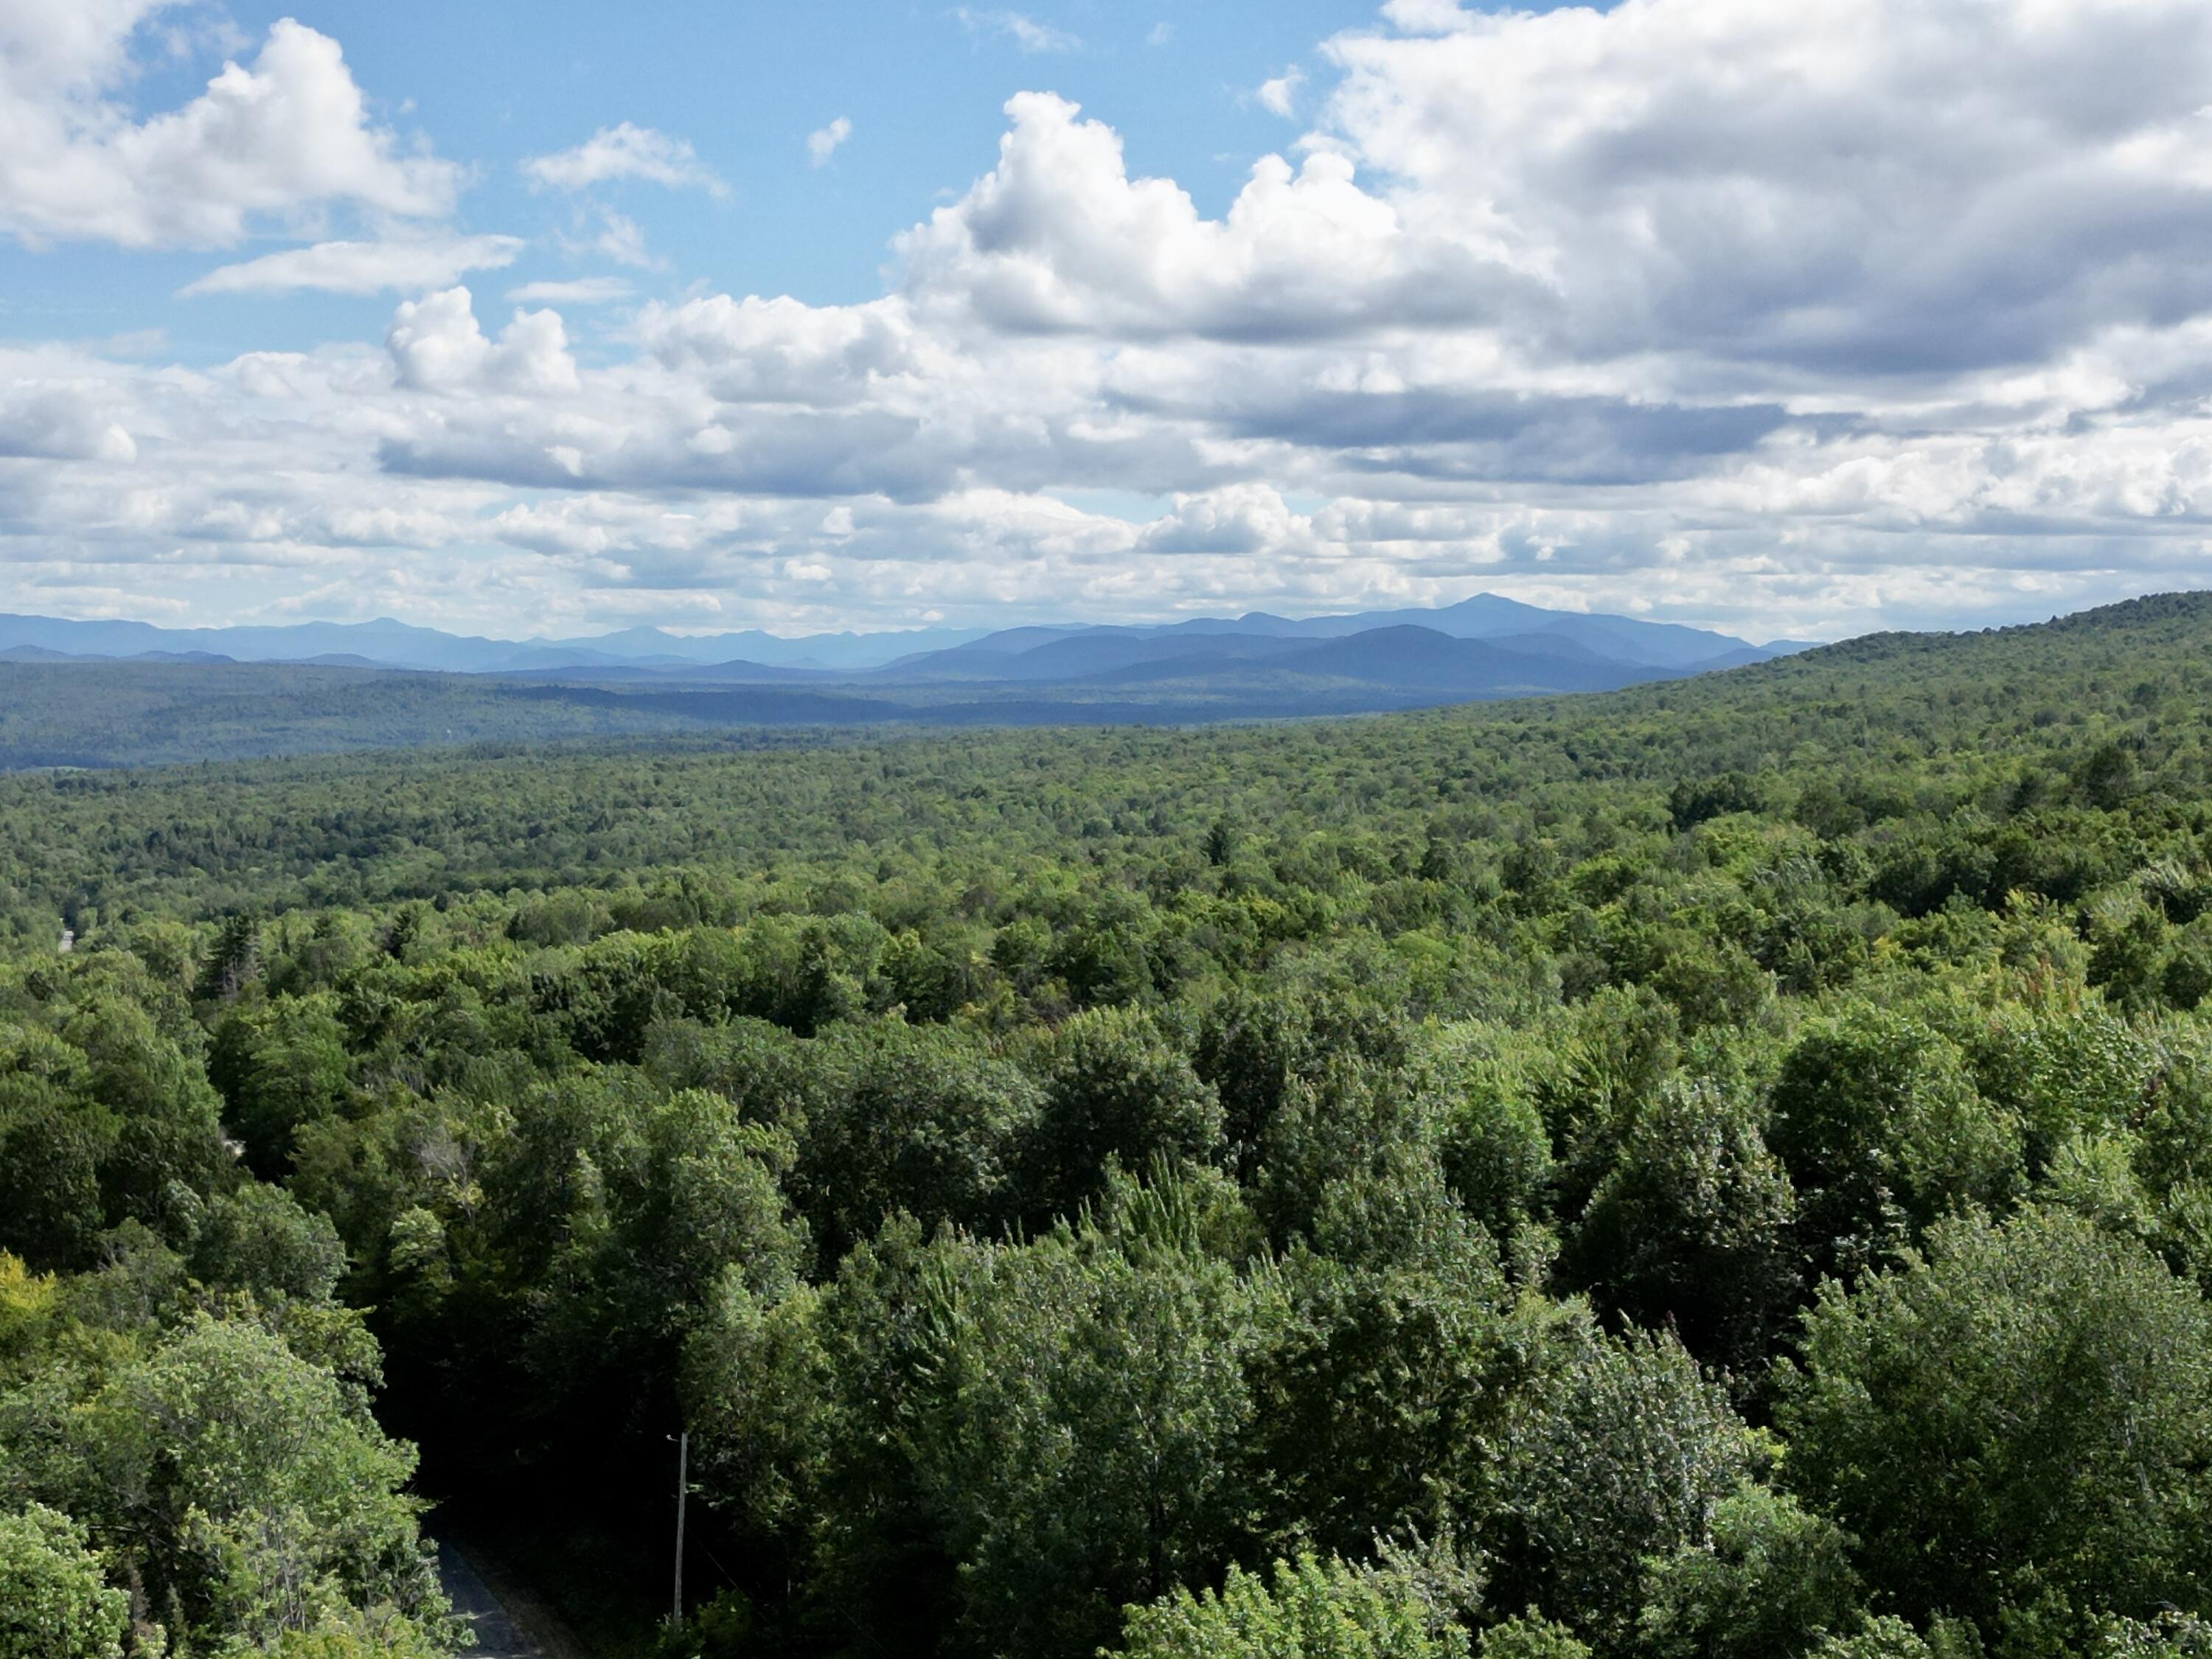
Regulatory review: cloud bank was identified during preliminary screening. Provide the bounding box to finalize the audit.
[8,0,2212,641]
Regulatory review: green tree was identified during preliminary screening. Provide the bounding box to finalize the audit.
[1807,1619,1938,1659]
[742,1169,1282,1659]
[1197,987,1411,1180]
[1528,987,1680,1220]
[1247,1222,1568,1560]
[208,993,352,1178]
[65,992,230,1245]
[1253,1056,1458,1266]
[1561,1079,1799,1374]
[1636,1481,1863,1659]
[1114,1552,1472,1659]
[0,999,227,1271]
[2098,1612,2212,1656]
[1425,1026,1552,1250]
[915,1189,1276,1658]
[800,1022,1039,1259]
[1497,1328,1758,1647]
[196,911,263,1003]
[1017,1006,1222,1223]
[0,1504,129,1659]
[1777,1206,2212,1644]
[1769,1007,2020,1278]
[85,1315,446,1652]
[1477,1613,1592,1659]
[0,1026,111,1268]
[186,1183,348,1306]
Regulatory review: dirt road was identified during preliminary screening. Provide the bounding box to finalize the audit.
[436,1537,597,1659]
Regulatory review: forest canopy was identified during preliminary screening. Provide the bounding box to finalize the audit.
[8,591,2212,1656]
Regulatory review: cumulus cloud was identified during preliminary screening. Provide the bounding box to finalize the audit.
[21,0,2212,644]
[1318,0,2212,378]
[808,116,854,166]
[0,7,457,248]
[636,293,918,401]
[521,123,725,195]
[895,92,1506,340]
[891,0,2212,382]
[386,287,580,394]
[182,234,525,296]
[1138,485,1306,554]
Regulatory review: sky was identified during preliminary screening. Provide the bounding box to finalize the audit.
[4,0,2212,644]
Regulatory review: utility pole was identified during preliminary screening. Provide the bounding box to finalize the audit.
[671,1429,689,1629]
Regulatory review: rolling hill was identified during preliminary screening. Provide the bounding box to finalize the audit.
[0,593,1804,681]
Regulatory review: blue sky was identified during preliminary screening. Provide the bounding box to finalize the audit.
[17,3,1393,358]
[3,0,2210,643]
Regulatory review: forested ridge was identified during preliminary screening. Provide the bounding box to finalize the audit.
[0,592,1774,771]
[9,592,2212,1656]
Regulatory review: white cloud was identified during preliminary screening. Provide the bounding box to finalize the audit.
[386,287,580,394]
[0,10,457,248]
[808,116,854,167]
[1256,69,1305,118]
[0,377,136,462]
[1138,484,1304,554]
[894,92,1486,340]
[521,122,725,195]
[1316,0,2212,378]
[1377,0,1473,35]
[955,10,1082,53]
[635,293,918,403]
[590,209,655,268]
[182,234,525,296]
[522,123,717,275]
[1147,23,1175,47]
[506,276,635,305]
[23,0,2212,644]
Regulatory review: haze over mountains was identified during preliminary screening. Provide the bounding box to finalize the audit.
[0,594,1832,770]
[0,594,1812,692]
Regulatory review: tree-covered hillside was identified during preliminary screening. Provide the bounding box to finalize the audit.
[7,592,2212,1658]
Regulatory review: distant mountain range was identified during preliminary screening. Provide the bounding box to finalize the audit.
[0,614,987,674]
[0,597,1817,706]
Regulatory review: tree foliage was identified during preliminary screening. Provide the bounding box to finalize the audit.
[8,595,2212,1655]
